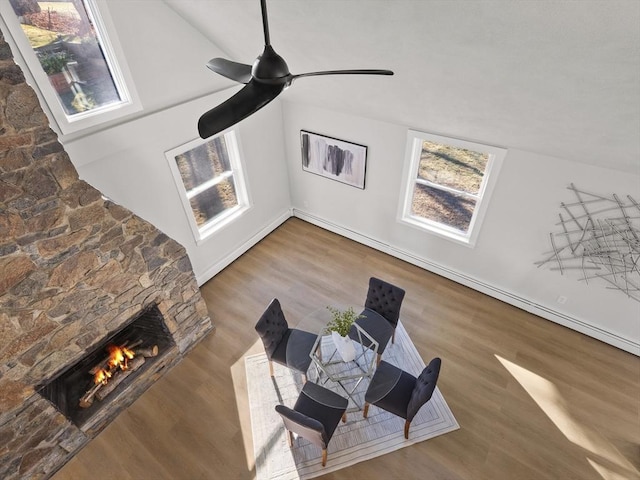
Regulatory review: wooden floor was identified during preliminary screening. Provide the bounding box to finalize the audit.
[53,218,640,480]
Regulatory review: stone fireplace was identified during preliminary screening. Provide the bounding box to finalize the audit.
[38,304,175,431]
[0,31,213,479]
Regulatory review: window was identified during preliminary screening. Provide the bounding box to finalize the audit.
[0,0,140,134]
[166,131,251,243]
[399,130,506,246]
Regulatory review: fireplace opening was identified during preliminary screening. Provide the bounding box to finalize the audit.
[38,304,175,428]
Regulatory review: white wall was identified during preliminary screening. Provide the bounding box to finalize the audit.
[65,91,291,284]
[100,0,234,117]
[58,1,291,284]
[282,101,640,354]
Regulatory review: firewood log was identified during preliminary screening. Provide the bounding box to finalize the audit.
[94,356,146,402]
[79,382,103,408]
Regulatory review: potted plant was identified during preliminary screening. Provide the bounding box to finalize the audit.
[325,306,363,362]
[39,51,69,75]
[38,51,71,93]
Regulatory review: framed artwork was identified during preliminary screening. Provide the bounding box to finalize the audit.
[300,130,367,189]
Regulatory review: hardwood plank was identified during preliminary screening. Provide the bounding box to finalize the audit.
[52,218,640,480]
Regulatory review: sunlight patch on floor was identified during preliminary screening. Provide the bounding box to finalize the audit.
[231,338,302,474]
[495,355,639,480]
[588,458,638,480]
[230,338,264,472]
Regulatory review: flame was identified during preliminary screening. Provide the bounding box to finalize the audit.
[94,368,112,385]
[107,345,124,369]
[93,344,136,385]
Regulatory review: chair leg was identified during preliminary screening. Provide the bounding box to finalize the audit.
[404,420,410,439]
[363,403,370,418]
[269,360,274,377]
[322,449,328,467]
[342,412,347,423]
[287,430,293,447]
[376,353,382,366]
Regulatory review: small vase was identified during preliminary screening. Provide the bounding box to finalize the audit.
[331,331,356,362]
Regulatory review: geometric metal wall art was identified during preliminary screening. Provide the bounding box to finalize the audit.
[536,183,640,302]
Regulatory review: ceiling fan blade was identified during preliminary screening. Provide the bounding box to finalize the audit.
[198,80,285,139]
[206,58,253,84]
[290,69,394,84]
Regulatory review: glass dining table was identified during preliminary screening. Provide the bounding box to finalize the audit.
[290,305,408,413]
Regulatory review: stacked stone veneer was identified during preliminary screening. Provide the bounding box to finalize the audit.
[0,31,213,479]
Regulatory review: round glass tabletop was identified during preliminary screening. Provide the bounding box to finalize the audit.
[289,305,407,409]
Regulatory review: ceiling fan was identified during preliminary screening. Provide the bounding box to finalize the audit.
[197,0,393,139]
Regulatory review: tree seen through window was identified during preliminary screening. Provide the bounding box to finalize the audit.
[174,135,240,229]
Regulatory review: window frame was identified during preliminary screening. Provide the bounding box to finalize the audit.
[398,130,506,247]
[0,0,141,136]
[165,130,252,245]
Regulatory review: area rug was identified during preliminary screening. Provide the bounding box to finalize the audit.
[245,322,459,480]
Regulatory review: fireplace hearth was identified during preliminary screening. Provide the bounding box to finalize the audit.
[38,305,175,429]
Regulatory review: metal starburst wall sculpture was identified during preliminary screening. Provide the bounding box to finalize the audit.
[536,183,640,302]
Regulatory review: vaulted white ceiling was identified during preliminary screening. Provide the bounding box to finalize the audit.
[165,0,640,174]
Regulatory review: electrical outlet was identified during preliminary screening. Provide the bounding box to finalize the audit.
[556,295,567,305]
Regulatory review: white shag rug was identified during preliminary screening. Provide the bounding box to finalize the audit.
[246,322,459,480]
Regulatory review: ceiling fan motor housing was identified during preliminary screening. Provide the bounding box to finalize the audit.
[252,45,291,84]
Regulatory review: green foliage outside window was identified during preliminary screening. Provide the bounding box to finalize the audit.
[38,51,69,74]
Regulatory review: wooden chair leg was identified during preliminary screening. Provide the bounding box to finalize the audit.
[363,403,370,418]
[269,360,274,377]
[322,449,328,467]
[342,412,347,423]
[376,353,382,366]
[404,420,410,439]
[287,430,293,447]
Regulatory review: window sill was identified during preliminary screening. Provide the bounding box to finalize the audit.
[399,216,476,248]
[195,205,251,246]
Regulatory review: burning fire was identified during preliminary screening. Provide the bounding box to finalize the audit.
[93,344,136,385]
[94,368,112,385]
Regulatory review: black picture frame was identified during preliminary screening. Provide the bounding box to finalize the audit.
[300,130,368,189]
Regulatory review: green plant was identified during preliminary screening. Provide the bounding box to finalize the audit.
[39,51,69,75]
[325,306,363,337]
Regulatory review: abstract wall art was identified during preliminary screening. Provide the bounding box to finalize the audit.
[300,130,367,189]
[536,183,640,302]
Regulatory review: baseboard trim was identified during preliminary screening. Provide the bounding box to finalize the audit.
[292,209,640,356]
[195,209,292,286]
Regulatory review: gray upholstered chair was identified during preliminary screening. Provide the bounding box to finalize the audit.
[255,298,317,382]
[348,277,405,364]
[363,357,441,439]
[275,381,348,466]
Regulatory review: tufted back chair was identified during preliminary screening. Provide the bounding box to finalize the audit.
[364,277,406,328]
[407,357,441,422]
[275,406,328,448]
[275,381,348,467]
[255,298,289,358]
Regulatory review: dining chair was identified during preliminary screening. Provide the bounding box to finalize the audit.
[348,277,405,364]
[255,298,318,382]
[362,357,441,439]
[275,381,348,466]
